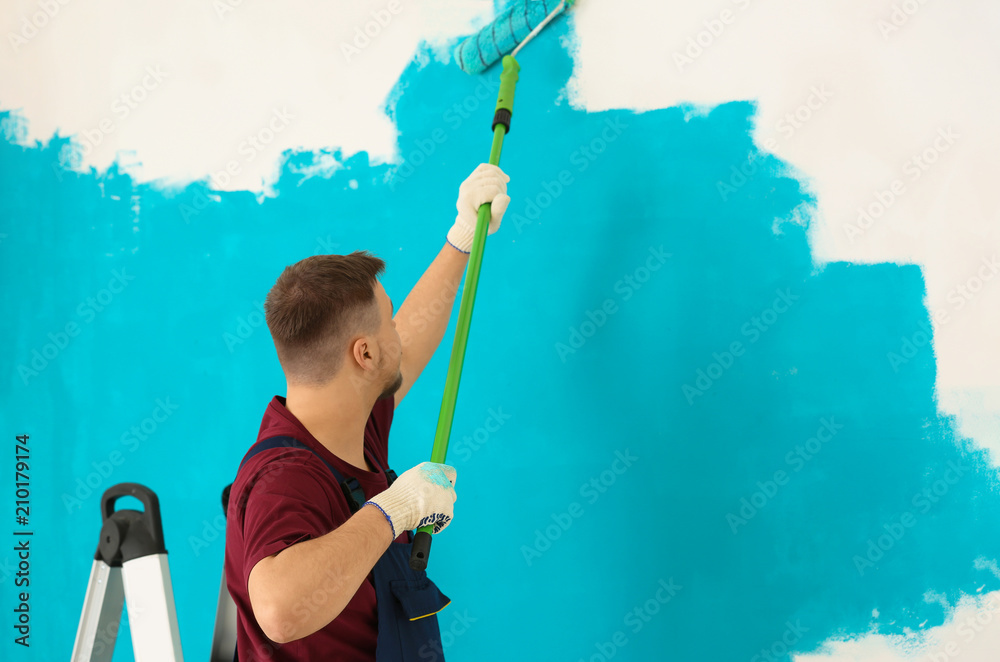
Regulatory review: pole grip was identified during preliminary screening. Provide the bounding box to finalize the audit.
[409,526,433,571]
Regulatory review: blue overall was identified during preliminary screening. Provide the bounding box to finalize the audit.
[236,436,450,661]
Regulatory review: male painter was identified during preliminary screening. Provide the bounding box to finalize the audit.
[224,163,510,661]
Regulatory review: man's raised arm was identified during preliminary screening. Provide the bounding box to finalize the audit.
[392,163,511,408]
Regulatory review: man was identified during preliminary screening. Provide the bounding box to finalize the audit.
[224,163,511,661]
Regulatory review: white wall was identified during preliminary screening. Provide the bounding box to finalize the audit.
[3,1,997,658]
[568,0,1000,468]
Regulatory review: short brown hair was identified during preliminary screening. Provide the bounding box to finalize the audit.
[264,250,386,385]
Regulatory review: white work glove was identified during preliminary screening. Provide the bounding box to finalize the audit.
[364,462,457,539]
[446,163,511,254]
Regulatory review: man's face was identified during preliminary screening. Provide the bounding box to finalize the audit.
[374,281,403,400]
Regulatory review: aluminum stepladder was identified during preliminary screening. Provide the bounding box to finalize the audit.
[209,483,237,662]
[72,483,184,661]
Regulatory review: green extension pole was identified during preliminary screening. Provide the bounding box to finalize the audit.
[409,55,521,571]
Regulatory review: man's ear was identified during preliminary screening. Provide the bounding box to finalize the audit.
[352,336,373,368]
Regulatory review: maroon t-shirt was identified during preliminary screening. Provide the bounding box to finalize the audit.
[225,394,400,661]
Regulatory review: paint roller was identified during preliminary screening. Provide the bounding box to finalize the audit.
[409,0,578,572]
[454,0,576,75]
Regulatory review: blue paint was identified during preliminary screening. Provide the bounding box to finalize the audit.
[2,19,999,661]
[419,462,456,489]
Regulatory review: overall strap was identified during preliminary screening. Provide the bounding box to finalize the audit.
[364,444,398,487]
[238,436,367,513]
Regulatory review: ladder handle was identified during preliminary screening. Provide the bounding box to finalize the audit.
[100,482,166,553]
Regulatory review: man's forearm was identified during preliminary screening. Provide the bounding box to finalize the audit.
[394,243,469,376]
[251,505,394,643]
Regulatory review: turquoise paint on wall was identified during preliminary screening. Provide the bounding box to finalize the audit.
[2,23,998,661]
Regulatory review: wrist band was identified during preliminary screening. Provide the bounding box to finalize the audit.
[446,236,471,254]
[363,501,396,540]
